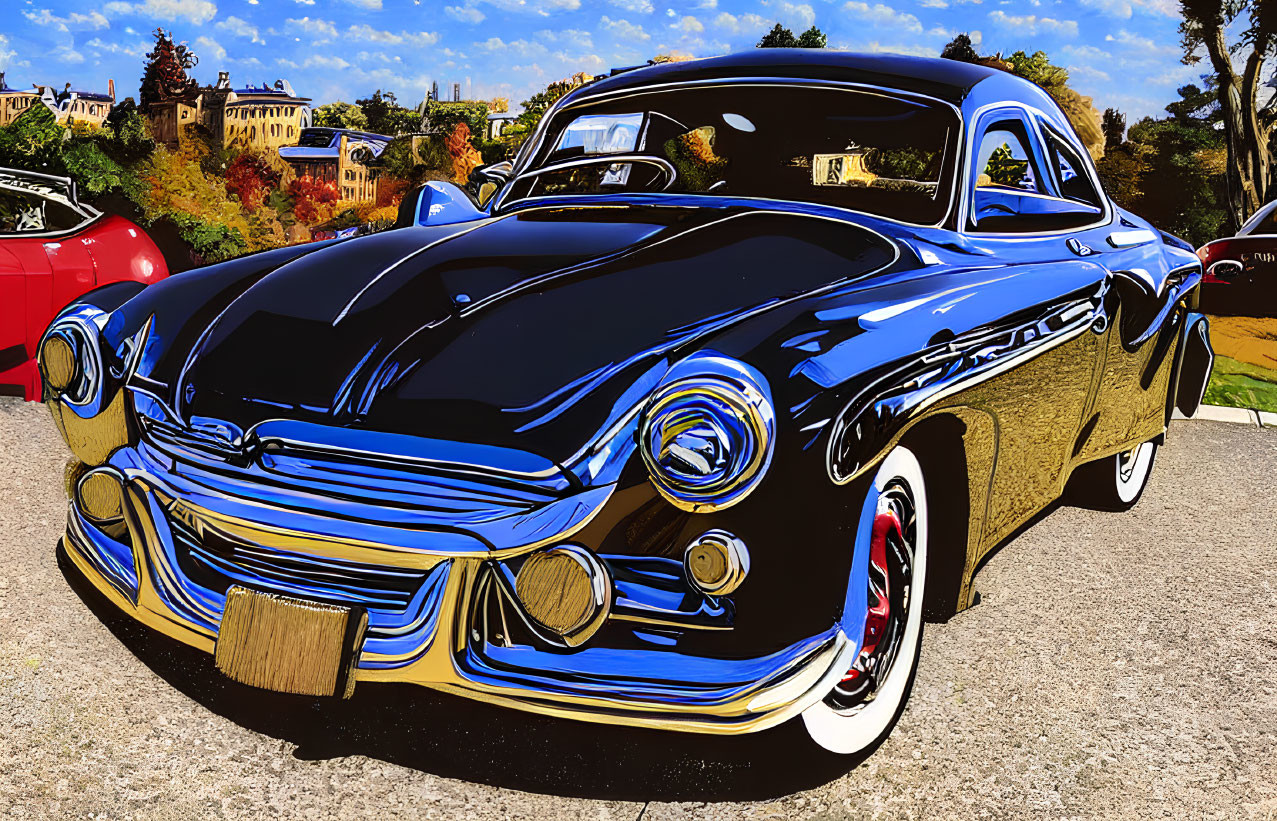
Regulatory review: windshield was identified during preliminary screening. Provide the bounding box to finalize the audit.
[505,85,959,224]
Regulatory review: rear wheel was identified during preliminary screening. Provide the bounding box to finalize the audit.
[1066,440,1158,512]
[802,445,928,755]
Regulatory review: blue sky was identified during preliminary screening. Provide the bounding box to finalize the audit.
[1,0,1198,120]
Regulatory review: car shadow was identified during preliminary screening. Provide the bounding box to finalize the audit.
[57,543,866,802]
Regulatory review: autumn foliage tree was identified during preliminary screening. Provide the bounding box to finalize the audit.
[288,175,341,224]
[139,29,199,107]
[225,151,282,211]
[446,122,482,184]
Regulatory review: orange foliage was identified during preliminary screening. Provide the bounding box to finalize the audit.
[289,174,341,224]
[376,176,410,208]
[445,123,482,184]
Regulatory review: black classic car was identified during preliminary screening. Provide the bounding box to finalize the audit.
[41,51,1212,756]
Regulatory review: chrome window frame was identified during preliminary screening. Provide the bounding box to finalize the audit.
[959,101,1114,239]
[493,78,966,230]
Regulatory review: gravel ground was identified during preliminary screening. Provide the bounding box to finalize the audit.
[1,395,1275,820]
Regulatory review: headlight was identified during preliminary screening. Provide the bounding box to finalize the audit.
[639,357,775,513]
[39,313,104,409]
[40,308,132,466]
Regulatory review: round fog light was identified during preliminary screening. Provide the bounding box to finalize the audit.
[684,530,750,596]
[515,545,611,646]
[77,470,124,523]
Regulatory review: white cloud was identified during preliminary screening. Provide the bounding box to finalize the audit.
[608,0,653,10]
[53,45,85,64]
[1105,28,1177,57]
[476,37,548,58]
[446,5,485,23]
[216,15,264,44]
[713,11,767,35]
[988,11,1078,37]
[861,41,939,58]
[1080,0,1177,18]
[107,0,218,23]
[286,16,338,41]
[601,16,650,41]
[0,34,19,66]
[293,0,315,4]
[303,54,352,69]
[536,28,593,48]
[1061,44,1110,62]
[343,0,382,9]
[195,35,226,61]
[86,36,149,56]
[1068,64,1111,83]
[22,8,110,31]
[474,0,581,15]
[844,2,923,34]
[761,1,814,29]
[675,15,704,33]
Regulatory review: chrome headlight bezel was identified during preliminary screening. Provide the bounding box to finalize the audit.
[40,311,106,414]
[639,356,775,513]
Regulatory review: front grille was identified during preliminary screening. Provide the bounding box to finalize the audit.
[169,514,428,612]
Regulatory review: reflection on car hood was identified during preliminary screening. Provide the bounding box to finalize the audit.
[169,204,897,463]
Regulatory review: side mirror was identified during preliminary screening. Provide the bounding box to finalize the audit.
[397,181,487,228]
[972,188,1103,233]
[467,160,513,208]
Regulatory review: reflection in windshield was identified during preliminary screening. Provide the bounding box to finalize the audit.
[512,85,958,224]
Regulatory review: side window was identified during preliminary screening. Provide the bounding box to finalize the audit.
[0,191,47,233]
[973,120,1043,194]
[1043,128,1103,208]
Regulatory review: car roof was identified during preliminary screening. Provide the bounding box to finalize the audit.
[570,50,1007,108]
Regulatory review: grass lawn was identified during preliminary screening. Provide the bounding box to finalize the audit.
[1203,355,1277,413]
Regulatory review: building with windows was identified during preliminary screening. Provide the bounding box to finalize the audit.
[0,75,40,126]
[146,73,311,152]
[0,73,115,128]
[278,127,391,202]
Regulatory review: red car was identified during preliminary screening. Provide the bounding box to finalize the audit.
[0,168,167,400]
[1196,200,1277,317]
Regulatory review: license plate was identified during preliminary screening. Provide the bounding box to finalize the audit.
[215,587,368,699]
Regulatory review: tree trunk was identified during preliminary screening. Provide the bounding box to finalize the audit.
[1242,44,1271,217]
[1201,23,1263,226]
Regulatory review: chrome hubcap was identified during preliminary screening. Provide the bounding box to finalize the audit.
[825,480,917,712]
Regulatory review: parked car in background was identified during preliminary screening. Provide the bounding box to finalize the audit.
[1196,200,1277,317]
[0,168,167,400]
[43,51,1211,759]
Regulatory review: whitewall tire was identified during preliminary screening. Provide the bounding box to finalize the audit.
[802,445,928,755]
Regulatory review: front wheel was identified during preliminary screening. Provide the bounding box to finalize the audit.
[1065,440,1158,512]
[802,445,928,755]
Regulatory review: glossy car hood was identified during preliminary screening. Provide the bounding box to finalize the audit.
[173,205,897,463]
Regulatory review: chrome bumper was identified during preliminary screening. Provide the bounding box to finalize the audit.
[61,445,853,735]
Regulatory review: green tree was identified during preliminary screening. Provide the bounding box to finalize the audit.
[940,33,980,63]
[757,23,799,47]
[313,101,369,130]
[1006,50,1105,159]
[500,74,591,151]
[1178,0,1277,225]
[356,90,421,136]
[796,26,827,48]
[1102,108,1127,152]
[423,100,489,146]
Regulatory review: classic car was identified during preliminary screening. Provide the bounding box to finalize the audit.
[1,167,167,401]
[1196,199,1277,317]
[42,51,1213,756]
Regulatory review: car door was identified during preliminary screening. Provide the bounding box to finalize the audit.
[958,105,1114,541]
[1026,117,1185,464]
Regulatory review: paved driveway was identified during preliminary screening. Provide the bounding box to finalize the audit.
[1,396,1274,820]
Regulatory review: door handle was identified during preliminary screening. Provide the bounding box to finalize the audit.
[1107,229,1157,248]
[1066,237,1095,257]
